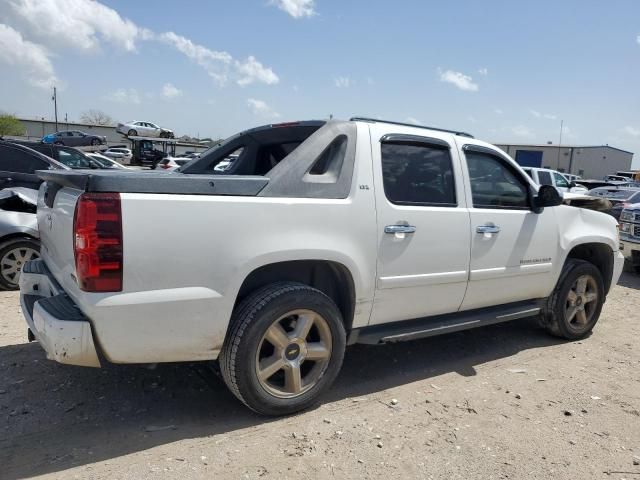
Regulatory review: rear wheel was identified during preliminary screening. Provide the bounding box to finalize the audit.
[0,238,40,290]
[220,282,346,416]
[543,259,604,339]
[127,129,137,137]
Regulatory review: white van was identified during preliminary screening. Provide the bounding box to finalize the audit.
[522,167,588,194]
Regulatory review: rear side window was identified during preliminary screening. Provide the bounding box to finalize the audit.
[0,145,49,173]
[537,170,553,186]
[466,151,529,209]
[381,142,456,206]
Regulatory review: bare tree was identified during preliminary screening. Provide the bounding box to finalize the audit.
[80,110,114,126]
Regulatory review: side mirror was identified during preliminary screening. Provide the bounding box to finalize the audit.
[569,181,577,188]
[532,184,563,213]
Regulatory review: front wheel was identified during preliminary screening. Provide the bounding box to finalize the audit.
[220,282,346,416]
[127,129,137,137]
[91,138,100,146]
[543,259,604,339]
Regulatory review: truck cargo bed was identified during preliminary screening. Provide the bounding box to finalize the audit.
[38,170,269,196]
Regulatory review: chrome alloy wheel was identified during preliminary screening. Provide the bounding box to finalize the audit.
[565,274,598,330]
[1,246,39,286]
[255,309,333,399]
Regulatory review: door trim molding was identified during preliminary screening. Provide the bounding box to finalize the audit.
[378,270,468,289]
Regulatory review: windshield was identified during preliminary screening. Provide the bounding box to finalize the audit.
[56,148,93,169]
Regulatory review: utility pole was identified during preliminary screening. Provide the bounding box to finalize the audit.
[52,86,59,132]
[556,119,563,169]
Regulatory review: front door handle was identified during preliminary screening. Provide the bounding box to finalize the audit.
[385,225,416,234]
[476,225,501,234]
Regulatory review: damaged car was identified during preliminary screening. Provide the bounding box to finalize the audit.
[0,187,39,290]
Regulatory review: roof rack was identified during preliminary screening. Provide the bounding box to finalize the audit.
[350,117,474,138]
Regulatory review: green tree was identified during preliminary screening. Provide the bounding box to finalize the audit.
[0,114,24,136]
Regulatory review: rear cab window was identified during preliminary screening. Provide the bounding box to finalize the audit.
[380,135,456,207]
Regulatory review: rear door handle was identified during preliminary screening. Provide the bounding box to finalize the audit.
[476,225,501,234]
[385,225,416,234]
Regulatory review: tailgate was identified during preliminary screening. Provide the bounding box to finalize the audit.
[37,183,83,297]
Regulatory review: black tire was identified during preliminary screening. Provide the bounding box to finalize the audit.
[127,129,137,137]
[54,141,63,146]
[543,259,604,340]
[219,282,346,416]
[633,265,640,275]
[0,238,40,290]
[91,138,100,146]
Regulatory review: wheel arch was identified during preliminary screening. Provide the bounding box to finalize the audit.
[235,260,357,333]
[0,232,39,245]
[564,242,614,294]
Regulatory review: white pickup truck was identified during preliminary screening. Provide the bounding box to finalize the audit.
[20,118,624,415]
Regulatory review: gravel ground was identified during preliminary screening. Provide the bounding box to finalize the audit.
[1,274,640,479]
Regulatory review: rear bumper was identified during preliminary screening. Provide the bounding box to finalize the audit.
[19,260,100,368]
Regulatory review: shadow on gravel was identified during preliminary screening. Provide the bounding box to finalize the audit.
[0,317,561,479]
[616,271,640,290]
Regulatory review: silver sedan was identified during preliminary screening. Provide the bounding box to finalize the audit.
[0,188,39,290]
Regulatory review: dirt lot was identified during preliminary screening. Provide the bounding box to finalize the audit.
[1,275,640,480]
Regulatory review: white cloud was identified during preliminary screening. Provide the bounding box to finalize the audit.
[637,34,640,45]
[159,31,232,85]
[0,23,56,88]
[494,108,504,115]
[529,109,557,120]
[334,76,351,88]
[6,0,146,52]
[247,98,280,118]
[366,76,374,85]
[405,117,422,125]
[624,126,640,137]
[467,115,477,123]
[478,67,488,76]
[160,32,278,87]
[236,56,279,86]
[270,0,316,18]
[106,88,141,104]
[510,125,534,138]
[438,69,479,92]
[161,83,182,99]
[2,1,280,90]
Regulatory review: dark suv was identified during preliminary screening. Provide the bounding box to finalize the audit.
[0,140,69,190]
[9,141,100,169]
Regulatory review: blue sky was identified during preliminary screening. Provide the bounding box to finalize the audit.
[1,0,639,164]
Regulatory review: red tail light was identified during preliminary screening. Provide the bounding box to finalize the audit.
[160,163,170,169]
[73,193,123,292]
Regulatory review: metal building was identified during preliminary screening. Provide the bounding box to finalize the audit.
[494,143,634,180]
[15,117,124,144]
